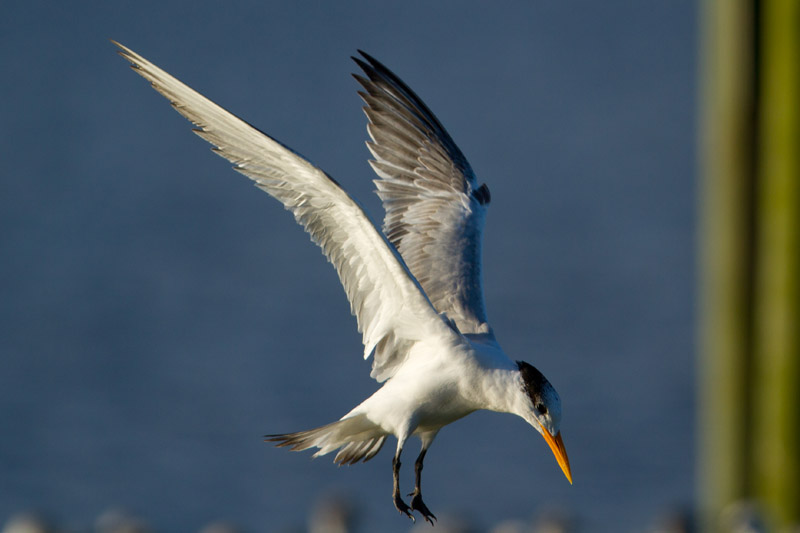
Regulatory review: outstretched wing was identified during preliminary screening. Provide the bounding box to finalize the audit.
[114,42,455,382]
[353,51,492,336]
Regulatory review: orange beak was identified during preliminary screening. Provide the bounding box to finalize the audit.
[540,425,572,484]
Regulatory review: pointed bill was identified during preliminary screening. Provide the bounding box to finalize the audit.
[540,426,572,484]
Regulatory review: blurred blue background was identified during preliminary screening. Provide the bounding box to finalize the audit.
[0,1,695,531]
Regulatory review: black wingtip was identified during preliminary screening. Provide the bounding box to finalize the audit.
[356,49,375,63]
[357,50,391,72]
[352,50,389,75]
[351,56,370,73]
[355,50,396,79]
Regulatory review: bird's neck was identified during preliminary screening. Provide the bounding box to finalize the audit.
[475,367,526,415]
[461,343,525,415]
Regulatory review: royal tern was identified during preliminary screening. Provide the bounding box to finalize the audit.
[114,42,572,524]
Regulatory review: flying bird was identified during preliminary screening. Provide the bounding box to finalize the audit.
[114,42,572,524]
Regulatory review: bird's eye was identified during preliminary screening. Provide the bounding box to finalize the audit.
[535,403,548,415]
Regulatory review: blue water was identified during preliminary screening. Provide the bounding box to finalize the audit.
[1,2,696,531]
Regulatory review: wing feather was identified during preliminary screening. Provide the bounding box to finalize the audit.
[353,51,492,335]
[114,42,453,381]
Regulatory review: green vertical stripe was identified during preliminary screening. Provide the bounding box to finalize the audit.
[753,0,800,527]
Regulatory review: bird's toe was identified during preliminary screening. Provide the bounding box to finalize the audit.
[409,489,437,525]
[393,493,415,522]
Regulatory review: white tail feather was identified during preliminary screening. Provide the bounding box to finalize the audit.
[265,414,388,465]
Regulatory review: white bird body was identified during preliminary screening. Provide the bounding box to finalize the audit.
[280,332,523,467]
[114,42,571,524]
[348,334,515,438]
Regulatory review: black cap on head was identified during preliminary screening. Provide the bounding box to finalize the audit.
[516,360,549,414]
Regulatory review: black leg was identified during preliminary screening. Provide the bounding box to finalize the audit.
[408,448,437,524]
[392,449,414,522]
